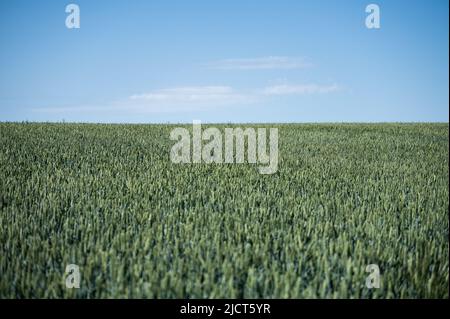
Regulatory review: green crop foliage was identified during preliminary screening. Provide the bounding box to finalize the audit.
[0,123,448,298]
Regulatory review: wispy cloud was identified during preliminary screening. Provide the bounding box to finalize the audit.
[33,86,255,114]
[126,86,256,113]
[130,86,251,104]
[32,83,340,114]
[205,56,311,70]
[262,83,340,95]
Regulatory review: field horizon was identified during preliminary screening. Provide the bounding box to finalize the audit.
[1,121,449,125]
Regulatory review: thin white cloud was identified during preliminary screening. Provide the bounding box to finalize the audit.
[32,86,253,114]
[205,56,311,70]
[262,83,339,95]
[32,83,340,114]
[130,86,250,104]
[127,86,256,113]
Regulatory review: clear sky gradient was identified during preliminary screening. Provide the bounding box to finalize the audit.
[0,0,448,123]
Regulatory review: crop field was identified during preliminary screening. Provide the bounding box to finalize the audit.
[0,123,448,298]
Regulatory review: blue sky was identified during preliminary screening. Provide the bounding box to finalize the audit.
[0,0,448,123]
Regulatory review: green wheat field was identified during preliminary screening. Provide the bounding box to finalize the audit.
[0,122,448,298]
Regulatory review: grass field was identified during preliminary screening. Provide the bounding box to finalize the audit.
[0,123,448,298]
